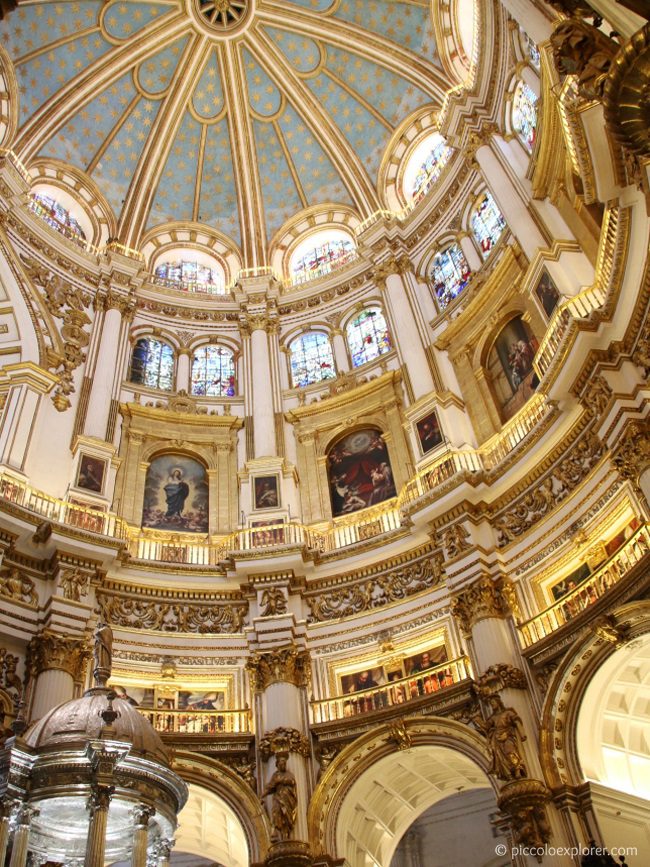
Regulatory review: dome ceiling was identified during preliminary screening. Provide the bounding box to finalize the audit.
[1,0,455,262]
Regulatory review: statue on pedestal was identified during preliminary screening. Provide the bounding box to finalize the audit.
[262,753,298,841]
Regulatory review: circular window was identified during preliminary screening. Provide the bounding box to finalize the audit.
[190,0,255,36]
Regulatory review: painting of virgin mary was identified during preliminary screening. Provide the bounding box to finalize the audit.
[142,454,209,533]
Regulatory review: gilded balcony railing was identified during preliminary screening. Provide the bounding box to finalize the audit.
[138,707,252,735]
[309,656,473,724]
[0,473,128,539]
[517,524,650,647]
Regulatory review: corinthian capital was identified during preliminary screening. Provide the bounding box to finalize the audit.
[246,645,311,691]
[450,576,519,634]
[26,630,90,681]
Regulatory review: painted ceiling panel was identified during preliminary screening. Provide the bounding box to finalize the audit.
[263,26,321,74]
[324,45,433,126]
[242,48,282,118]
[277,105,351,206]
[198,119,240,246]
[136,34,190,96]
[0,0,457,254]
[1,1,101,58]
[102,0,181,41]
[191,48,225,120]
[14,29,113,123]
[92,96,162,216]
[303,68,389,183]
[253,118,303,239]
[333,0,440,61]
[37,71,137,171]
[147,110,201,226]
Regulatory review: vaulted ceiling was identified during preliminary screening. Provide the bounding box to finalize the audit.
[1,0,458,260]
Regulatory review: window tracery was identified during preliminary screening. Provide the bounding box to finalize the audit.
[290,236,356,286]
[470,191,506,258]
[191,345,236,397]
[404,132,453,204]
[154,259,225,294]
[129,337,175,392]
[30,192,87,243]
[346,307,392,368]
[512,81,539,152]
[429,243,472,309]
[289,332,336,388]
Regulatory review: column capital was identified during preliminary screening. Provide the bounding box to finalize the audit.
[461,121,500,167]
[450,576,519,634]
[246,645,311,691]
[26,630,90,681]
[132,804,156,827]
[372,253,412,289]
[87,784,115,813]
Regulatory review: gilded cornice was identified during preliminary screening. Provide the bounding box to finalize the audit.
[285,369,401,422]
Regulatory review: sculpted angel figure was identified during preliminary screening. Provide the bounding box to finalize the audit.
[262,754,298,841]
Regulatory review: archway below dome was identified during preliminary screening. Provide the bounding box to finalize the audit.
[333,744,497,867]
[575,635,650,863]
[390,788,509,867]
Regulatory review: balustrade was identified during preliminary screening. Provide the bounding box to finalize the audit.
[310,656,472,724]
[518,524,649,647]
[138,707,252,735]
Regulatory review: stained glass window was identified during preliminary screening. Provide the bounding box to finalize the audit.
[408,134,453,204]
[154,259,225,294]
[289,332,336,388]
[191,345,236,397]
[430,243,472,309]
[30,193,87,242]
[291,237,356,285]
[129,337,175,391]
[346,307,392,368]
[526,34,540,69]
[512,82,538,151]
[470,191,507,258]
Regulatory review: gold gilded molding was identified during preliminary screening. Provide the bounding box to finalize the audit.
[246,646,310,692]
[26,630,90,681]
[451,576,519,634]
[604,23,650,160]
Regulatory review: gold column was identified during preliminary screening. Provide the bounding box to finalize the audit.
[84,786,113,867]
[0,814,9,865]
[131,805,155,867]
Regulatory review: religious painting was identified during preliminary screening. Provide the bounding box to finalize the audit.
[488,315,540,422]
[327,428,397,518]
[549,563,591,601]
[253,475,280,510]
[415,409,444,455]
[404,645,448,675]
[534,269,561,320]
[604,517,641,557]
[142,453,209,533]
[177,690,225,711]
[75,454,106,493]
[340,667,386,695]
[251,518,286,547]
[111,685,155,708]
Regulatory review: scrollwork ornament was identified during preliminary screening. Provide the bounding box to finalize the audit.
[603,23,650,161]
[259,727,310,762]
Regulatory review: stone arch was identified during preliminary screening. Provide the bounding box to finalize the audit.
[172,751,272,864]
[540,599,650,792]
[308,716,495,863]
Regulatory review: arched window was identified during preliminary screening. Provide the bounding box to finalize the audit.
[512,81,538,151]
[290,230,356,285]
[429,243,472,309]
[403,133,453,204]
[191,345,236,397]
[289,332,336,388]
[470,191,506,258]
[30,192,87,243]
[346,307,392,368]
[129,337,175,391]
[154,258,225,294]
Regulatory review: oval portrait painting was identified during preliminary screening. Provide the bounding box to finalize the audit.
[142,454,209,533]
